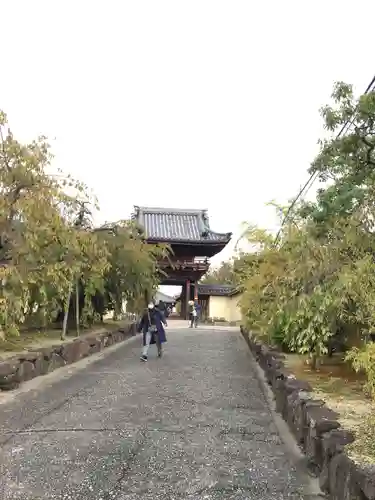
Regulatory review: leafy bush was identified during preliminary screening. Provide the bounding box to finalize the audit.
[346,342,375,398]
[268,310,290,351]
[228,81,375,381]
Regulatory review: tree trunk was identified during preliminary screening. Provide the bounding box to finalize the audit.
[327,341,334,357]
[75,277,80,337]
[310,352,318,370]
[61,286,72,340]
[112,292,123,321]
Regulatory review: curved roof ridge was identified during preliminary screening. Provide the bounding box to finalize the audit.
[205,228,233,238]
[135,206,208,215]
[200,211,232,239]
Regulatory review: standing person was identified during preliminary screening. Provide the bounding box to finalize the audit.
[190,300,201,328]
[188,300,195,328]
[194,300,201,328]
[138,302,167,362]
[190,306,197,328]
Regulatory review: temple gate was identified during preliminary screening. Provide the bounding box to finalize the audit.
[133,206,232,319]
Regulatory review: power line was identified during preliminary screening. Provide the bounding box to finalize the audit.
[273,74,375,246]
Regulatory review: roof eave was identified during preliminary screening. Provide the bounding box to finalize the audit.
[198,284,236,296]
[206,231,232,241]
[145,237,231,245]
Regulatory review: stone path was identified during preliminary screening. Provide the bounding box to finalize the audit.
[0,326,318,499]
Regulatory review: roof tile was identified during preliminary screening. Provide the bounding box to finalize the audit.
[133,206,231,244]
[197,284,235,296]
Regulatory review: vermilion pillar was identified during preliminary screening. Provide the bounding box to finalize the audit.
[193,281,198,301]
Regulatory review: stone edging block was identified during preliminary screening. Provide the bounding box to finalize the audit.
[0,323,137,391]
[240,325,375,500]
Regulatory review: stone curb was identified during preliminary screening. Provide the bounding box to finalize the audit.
[0,323,137,392]
[240,326,375,500]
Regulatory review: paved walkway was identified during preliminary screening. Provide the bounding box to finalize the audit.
[0,327,317,499]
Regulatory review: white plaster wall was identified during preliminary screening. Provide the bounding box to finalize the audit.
[208,294,243,322]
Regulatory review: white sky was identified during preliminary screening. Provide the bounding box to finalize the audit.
[1,0,374,277]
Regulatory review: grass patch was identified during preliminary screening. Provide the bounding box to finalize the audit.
[284,353,375,464]
[0,320,128,360]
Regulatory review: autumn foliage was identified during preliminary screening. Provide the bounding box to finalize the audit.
[0,111,168,339]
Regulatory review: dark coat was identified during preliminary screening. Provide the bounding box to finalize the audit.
[194,302,202,317]
[138,308,167,345]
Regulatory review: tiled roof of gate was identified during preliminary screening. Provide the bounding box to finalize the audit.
[197,284,242,296]
[197,284,235,296]
[133,206,232,244]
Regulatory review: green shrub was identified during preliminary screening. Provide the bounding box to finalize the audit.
[346,342,375,398]
[269,310,289,350]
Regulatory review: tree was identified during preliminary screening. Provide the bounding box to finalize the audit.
[60,203,109,339]
[201,260,238,285]
[237,82,375,378]
[0,110,83,336]
[0,109,167,340]
[95,221,170,318]
[300,82,375,227]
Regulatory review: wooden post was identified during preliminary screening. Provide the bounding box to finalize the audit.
[61,285,72,340]
[193,281,198,301]
[179,286,185,318]
[185,280,190,320]
[75,276,80,337]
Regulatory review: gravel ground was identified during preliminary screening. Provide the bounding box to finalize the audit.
[0,327,318,499]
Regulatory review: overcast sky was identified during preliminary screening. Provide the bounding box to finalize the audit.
[1,0,374,271]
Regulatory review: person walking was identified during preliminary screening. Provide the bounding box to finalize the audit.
[138,302,167,362]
